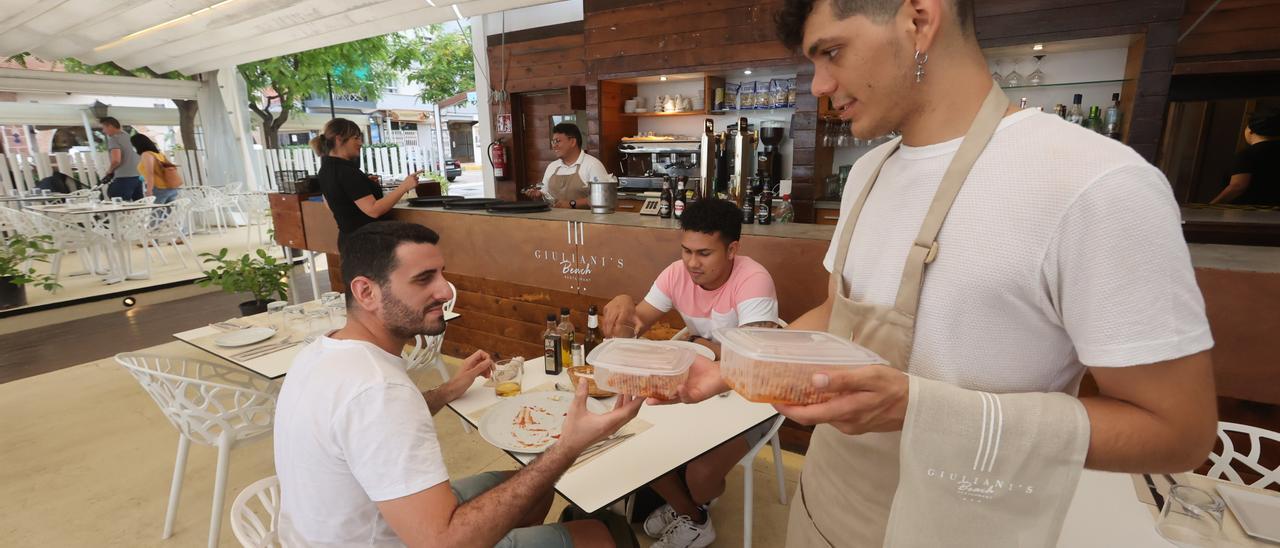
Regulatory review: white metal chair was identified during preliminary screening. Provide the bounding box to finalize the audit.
[109,207,158,279]
[115,353,278,548]
[146,198,197,268]
[230,475,281,548]
[21,209,116,285]
[239,192,273,247]
[186,187,226,233]
[1206,421,1280,490]
[403,282,466,432]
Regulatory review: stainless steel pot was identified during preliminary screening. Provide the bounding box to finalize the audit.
[588,179,619,214]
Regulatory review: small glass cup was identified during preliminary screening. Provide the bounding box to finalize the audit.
[571,343,585,369]
[266,301,288,330]
[283,304,307,335]
[305,308,331,333]
[1155,485,1226,547]
[320,291,345,323]
[613,319,638,339]
[492,358,524,398]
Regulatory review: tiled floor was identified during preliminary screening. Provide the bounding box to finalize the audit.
[0,339,802,547]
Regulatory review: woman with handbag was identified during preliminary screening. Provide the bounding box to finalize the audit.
[132,134,183,204]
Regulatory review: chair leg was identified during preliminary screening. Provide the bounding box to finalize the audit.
[207,439,232,548]
[162,435,192,539]
[743,464,755,548]
[50,252,63,285]
[771,434,787,504]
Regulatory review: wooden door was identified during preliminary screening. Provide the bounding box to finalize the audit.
[514,91,569,198]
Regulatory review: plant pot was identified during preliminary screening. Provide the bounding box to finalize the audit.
[0,276,27,310]
[238,299,271,317]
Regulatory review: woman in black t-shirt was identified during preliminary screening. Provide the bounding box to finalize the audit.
[311,118,422,246]
[1211,109,1280,206]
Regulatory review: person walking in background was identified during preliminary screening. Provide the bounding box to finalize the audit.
[132,133,183,204]
[100,117,143,201]
[1211,109,1280,206]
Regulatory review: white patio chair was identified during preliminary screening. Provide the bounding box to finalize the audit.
[186,187,226,233]
[206,185,246,228]
[230,475,281,548]
[115,353,278,548]
[1206,421,1280,490]
[146,198,196,268]
[239,192,273,247]
[21,210,116,285]
[110,208,158,279]
[403,282,467,432]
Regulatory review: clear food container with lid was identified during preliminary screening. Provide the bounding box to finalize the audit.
[715,327,888,405]
[585,338,695,399]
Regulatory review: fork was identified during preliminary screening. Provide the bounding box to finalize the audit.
[232,335,300,359]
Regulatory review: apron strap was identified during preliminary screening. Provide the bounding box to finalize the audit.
[830,140,901,298]
[892,85,1010,318]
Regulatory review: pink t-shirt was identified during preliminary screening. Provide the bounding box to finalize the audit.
[644,256,779,341]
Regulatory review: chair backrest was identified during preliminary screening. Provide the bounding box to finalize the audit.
[152,198,192,233]
[231,475,281,548]
[114,353,278,446]
[445,281,458,313]
[1206,421,1280,490]
[403,333,444,373]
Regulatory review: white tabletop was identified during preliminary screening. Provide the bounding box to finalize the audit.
[0,194,71,201]
[27,202,167,215]
[174,308,460,379]
[448,356,779,513]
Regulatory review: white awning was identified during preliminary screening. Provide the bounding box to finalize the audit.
[0,0,559,76]
[0,102,183,126]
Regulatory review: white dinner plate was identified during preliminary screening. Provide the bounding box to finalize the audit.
[214,327,277,348]
[661,339,716,361]
[1216,482,1280,543]
[479,392,609,454]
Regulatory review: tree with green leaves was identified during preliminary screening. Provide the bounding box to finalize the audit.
[4,53,200,150]
[398,25,476,104]
[238,36,407,149]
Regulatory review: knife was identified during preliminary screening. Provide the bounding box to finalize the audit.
[1143,474,1165,509]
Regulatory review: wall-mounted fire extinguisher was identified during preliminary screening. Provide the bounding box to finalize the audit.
[488,139,510,181]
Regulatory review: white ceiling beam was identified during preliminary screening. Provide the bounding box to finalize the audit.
[0,68,201,100]
[76,0,307,65]
[29,0,219,61]
[117,0,440,70]
[174,0,553,75]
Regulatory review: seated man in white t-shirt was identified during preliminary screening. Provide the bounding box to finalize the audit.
[601,199,779,548]
[274,221,643,548]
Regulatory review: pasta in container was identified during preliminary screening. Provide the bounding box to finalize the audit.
[586,338,695,400]
[715,328,888,405]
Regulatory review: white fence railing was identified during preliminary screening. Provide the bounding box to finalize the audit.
[1,145,436,196]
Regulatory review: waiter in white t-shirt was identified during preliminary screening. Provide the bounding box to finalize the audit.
[668,1,1219,546]
[523,122,610,208]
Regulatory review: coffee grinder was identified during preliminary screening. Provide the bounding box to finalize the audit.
[756,120,786,192]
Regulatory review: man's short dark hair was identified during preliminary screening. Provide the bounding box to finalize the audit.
[1248,108,1280,138]
[99,116,121,129]
[340,221,440,301]
[679,199,742,246]
[776,0,975,50]
[553,122,582,150]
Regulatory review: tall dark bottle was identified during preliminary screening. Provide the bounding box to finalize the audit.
[673,178,687,219]
[659,177,673,218]
[757,185,773,225]
[583,305,603,356]
[742,178,756,224]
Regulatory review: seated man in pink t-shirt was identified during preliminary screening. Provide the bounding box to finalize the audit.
[602,198,780,548]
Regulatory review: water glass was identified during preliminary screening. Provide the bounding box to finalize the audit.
[492,359,524,397]
[266,301,288,330]
[613,319,638,339]
[1155,485,1225,547]
[305,308,331,333]
[284,304,307,335]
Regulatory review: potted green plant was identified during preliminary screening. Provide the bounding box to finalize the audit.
[196,247,291,316]
[0,234,61,310]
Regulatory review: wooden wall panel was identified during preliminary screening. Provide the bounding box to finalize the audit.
[1177,0,1280,60]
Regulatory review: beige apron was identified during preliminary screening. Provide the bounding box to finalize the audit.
[547,162,589,206]
[787,85,1011,548]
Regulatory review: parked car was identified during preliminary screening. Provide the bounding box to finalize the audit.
[439,159,462,182]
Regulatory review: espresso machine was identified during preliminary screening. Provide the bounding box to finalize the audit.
[728,117,757,207]
[757,120,786,191]
[616,138,700,191]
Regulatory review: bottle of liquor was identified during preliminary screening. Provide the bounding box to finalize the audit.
[1103,93,1122,140]
[675,175,686,218]
[1053,104,1067,119]
[659,177,673,218]
[757,185,773,225]
[742,178,756,224]
[775,194,795,224]
[542,314,563,375]
[683,176,698,205]
[1018,97,1029,109]
[1087,106,1103,133]
[1066,94,1085,126]
[557,307,576,368]
[583,305,603,356]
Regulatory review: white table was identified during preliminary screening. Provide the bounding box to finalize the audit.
[1062,470,1278,546]
[447,356,779,513]
[28,202,169,283]
[0,194,72,209]
[175,308,460,379]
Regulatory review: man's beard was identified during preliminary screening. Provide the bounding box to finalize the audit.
[380,287,446,339]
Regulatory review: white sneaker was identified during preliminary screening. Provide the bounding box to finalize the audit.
[652,514,716,548]
[643,504,678,538]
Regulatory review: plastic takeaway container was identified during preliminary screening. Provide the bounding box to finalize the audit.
[715,328,888,405]
[585,338,695,399]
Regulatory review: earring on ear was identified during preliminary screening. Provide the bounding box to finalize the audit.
[914,50,929,83]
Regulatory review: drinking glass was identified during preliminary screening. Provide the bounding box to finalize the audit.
[821,118,836,147]
[1155,485,1226,547]
[111,196,124,205]
[320,291,345,324]
[284,304,307,335]
[1005,58,1025,88]
[613,319,638,339]
[1028,55,1046,86]
[266,301,288,330]
[991,59,1007,88]
[306,308,331,333]
[492,359,524,397]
